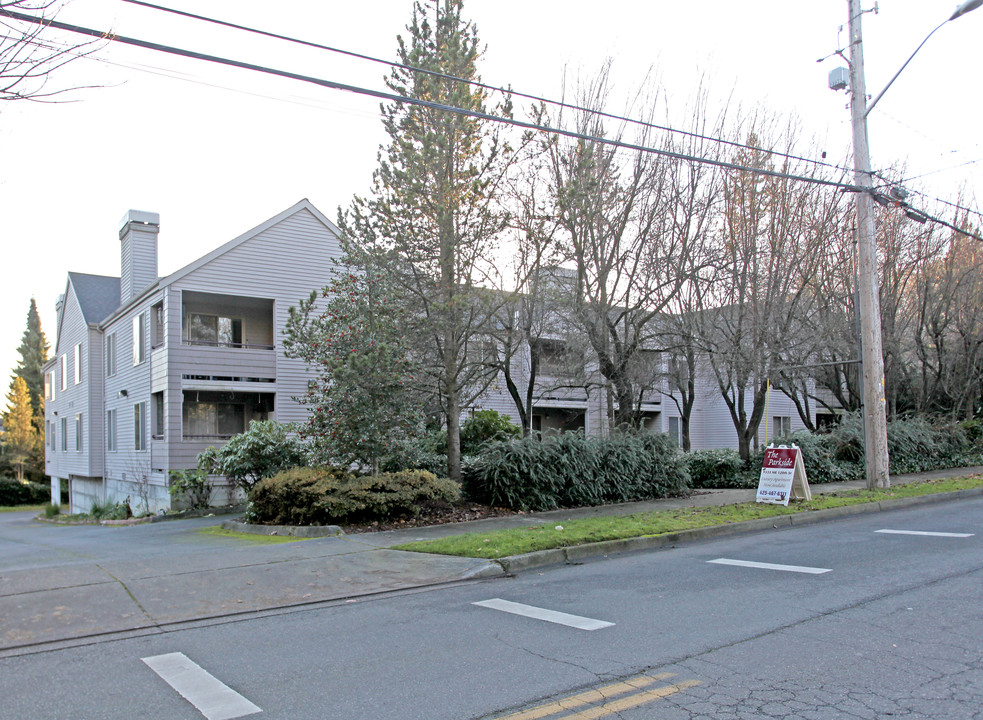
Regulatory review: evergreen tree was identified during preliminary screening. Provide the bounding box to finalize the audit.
[284,257,425,473]
[340,0,511,481]
[12,298,49,419]
[3,376,38,481]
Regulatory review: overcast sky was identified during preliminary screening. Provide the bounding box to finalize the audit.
[1,0,980,382]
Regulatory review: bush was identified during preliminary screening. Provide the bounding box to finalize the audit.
[744,431,857,486]
[379,442,449,476]
[169,468,213,510]
[248,467,461,526]
[685,449,748,489]
[465,431,689,511]
[89,499,131,521]
[0,478,49,506]
[202,421,307,492]
[460,410,522,455]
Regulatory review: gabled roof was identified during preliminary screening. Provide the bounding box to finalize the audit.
[161,198,341,288]
[67,272,120,324]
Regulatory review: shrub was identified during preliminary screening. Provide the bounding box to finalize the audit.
[465,431,689,511]
[460,410,522,455]
[168,468,213,510]
[379,442,448,476]
[44,503,60,518]
[686,449,747,489]
[744,431,858,486]
[248,467,461,526]
[0,478,49,506]
[89,499,131,521]
[202,421,307,492]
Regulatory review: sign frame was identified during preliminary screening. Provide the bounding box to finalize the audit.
[755,444,812,506]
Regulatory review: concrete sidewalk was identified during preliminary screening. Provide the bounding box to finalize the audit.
[2,466,980,656]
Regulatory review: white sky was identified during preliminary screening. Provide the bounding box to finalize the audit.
[1,0,980,382]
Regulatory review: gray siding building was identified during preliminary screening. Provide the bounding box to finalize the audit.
[44,200,343,513]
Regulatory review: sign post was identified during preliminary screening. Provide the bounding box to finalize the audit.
[755,444,812,506]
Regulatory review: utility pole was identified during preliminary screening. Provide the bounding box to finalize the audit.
[847,0,891,489]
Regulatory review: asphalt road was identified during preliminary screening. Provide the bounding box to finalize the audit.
[1,496,980,719]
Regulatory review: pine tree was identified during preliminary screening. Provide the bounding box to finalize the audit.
[12,298,49,419]
[340,0,511,481]
[3,376,38,481]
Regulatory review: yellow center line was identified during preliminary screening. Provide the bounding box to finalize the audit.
[570,679,702,719]
[494,673,676,720]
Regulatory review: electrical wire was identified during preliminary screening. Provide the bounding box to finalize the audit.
[0,6,860,192]
[119,0,855,176]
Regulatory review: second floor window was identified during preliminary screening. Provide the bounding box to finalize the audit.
[187,313,242,347]
[106,334,117,377]
[60,354,67,391]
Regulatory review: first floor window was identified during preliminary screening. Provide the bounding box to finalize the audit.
[152,392,165,439]
[107,409,117,452]
[183,402,245,439]
[667,416,681,447]
[134,402,147,450]
[773,415,791,439]
[60,417,67,451]
[75,413,83,451]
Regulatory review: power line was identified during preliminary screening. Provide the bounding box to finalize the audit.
[119,0,855,176]
[1,6,860,192]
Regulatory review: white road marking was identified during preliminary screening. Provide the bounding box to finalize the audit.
[876,529,975,538]
[473,598,615,630]
[707,558,832,574]
[142,652,261,720]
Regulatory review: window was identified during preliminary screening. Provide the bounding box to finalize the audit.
[75,413,83,451]
[773,415,791,439]
[50,421,56,450]
[107,409,117,452]
[151,302,165,349]
[134,402,147,450]
[60,417,67,451]
[60,354,67,391]
[133,313,146,365]
[187,313,243,347]
[106,333,117,377]
[45,371,54,400]
[152,392,164,439]
[74,343,82,384]
[667,416,681,447]
[533,339,579,377]
[183,402,245,439]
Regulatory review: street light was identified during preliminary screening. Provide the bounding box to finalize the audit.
[843,0,980,490]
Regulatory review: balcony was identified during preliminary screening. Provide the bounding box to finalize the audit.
[182,291,274,351]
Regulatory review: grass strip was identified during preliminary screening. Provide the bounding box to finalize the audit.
[0,504,47,513]
[196,525,311,543]
[393,475,983,559]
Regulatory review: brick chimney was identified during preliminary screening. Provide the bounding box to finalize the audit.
[119,210,159,304]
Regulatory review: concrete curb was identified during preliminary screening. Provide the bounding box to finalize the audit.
[493,486,983,574]
[221,519,344,538]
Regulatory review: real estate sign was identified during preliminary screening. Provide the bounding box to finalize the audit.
[755,444,812,506]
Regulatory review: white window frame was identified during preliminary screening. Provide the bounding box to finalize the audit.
[134,402,147,451]
[106,333,117,377]
[60,354,67,391]
[107,409,117,452]
[667,416,682,447]
[75,413,83,452]
[74,343,82,384]
[60,417,67,451]
[133,313,146,365]
[773,415,792,438]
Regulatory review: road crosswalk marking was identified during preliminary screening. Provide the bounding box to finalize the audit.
[707,558,832,574]
[142,652,261,720]
[876,529,974,538]
[492,673,701,719]
[473,598,615,630]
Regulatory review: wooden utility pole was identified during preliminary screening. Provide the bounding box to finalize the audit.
[847,0,891,489]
